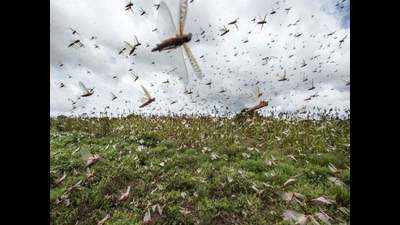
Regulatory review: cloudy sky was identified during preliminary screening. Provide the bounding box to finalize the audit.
[50,0,350,117]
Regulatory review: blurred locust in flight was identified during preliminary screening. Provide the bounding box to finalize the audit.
[153,4,161,10]
[151,0,203,81]
[79,81,94,97]
[126,36,141,55]
[119,36,141,56]
[247,86,268,113]
[278,71,288,81]
[220,25,230,36]
[125,1,134,12]
[240,86,268,115]
[257,14,267,30]
[308,80,315,91]
[227,18,239,30]
[70,28,79,35]
[68,40,83,48]
[139,85,155,108]
[339,34,348,47]
[110,92,117,101]
[139,7,146,16]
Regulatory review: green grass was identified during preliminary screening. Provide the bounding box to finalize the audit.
[50,114,350,225]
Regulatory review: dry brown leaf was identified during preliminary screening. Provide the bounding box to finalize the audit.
[328,163,338,174]
[56,193,70,206]
[54,173,67,186]
[311,196,334,206]
[265,156,277,166]
[151,204,163,216]
[67,180,83,193]
[283,210,307,224]
[288,154,297,161]
[282,192,305,203]
[283,178,297,187]
[64,198,71,207]
[328,176,345,186]
[265,160,275,166]
[210,152,219,160]
[315,211,332,225]
[118,186,131,202]
[179,207,191,215]
[55,197,63,205]
[143,209,152,224]
[282,192,295,202]
[242,152,250,159]
[309,215,321,225]
[294,192,305,199]
[97,214,111,225]
[251,184,260,193]
[181,192,187,198]
[297,215,309,225]
[86,154,101,167]
[86,169,95,180]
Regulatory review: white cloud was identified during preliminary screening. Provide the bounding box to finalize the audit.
[50,0,349,117]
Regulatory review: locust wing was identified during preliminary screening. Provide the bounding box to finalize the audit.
[134,35,140,45]
[124,41,134,48]
[156,1,189,86]
[79,81,89,93]
[141,85,152,100]
[183,43,203,79]
[255,86,262,101]
[177,47,190,86]
[178,0,189,35]
[110,92,117,100]
[157,1,178,41]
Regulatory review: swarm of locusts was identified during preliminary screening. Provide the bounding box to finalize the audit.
[51,1,350,223]
[60,0,314,117]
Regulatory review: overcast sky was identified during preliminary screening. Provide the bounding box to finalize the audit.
[50,0,350,117]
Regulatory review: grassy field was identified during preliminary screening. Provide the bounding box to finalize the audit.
[50,113,350,225]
